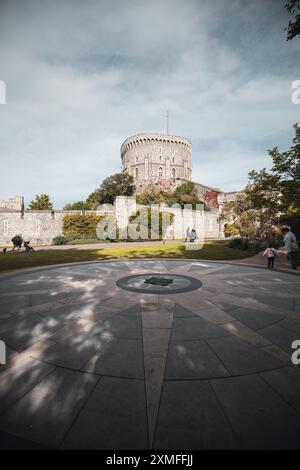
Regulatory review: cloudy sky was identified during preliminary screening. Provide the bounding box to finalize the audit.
[0,0,299,208]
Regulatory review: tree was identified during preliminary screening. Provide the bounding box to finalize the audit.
[137,181,209,209]
[247,123,300,215]
[223,223,240,238]
[136,183,171,206]
[28,194,53,210]
[285,0,300,40]
[84,173,135,209]
[97,173,135,205]
[222,123,300,239]
[85,190,101,210]
[168,182,207,209]
[220,194,260,240]
[63,201,86,210]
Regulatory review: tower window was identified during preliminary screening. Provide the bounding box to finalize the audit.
[135,167,139,179]
[158,167,163,178]
[172,168,176,178]
[136,157,138,163]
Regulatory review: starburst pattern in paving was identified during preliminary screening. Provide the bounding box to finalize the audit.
[0,260,300,449]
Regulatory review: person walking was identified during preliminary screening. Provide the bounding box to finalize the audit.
[281,227,299,270]
[11,234,23,252]
[185,227,191,242]
[263,245,277,269]
[190,228,197,243]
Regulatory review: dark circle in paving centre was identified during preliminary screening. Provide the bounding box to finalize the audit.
[116,273,202,294]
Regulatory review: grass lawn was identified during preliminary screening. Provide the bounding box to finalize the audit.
[0,241,259,272]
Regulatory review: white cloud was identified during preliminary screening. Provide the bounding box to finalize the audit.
[0,0,299,207]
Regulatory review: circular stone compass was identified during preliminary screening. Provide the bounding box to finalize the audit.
[116,273,202,294]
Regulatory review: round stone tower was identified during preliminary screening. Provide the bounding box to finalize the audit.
[120,133,192,192]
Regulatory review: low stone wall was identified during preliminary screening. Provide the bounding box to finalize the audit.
[0,211,63,245]
[0,196,224,246]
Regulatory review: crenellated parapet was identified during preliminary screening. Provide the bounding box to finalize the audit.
[120,133,192,189]
[121,133,192,155]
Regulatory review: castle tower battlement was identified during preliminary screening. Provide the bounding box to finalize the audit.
[121,133,192,192]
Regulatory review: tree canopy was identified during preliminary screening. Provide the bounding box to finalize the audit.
[85,190,101,210]
[221,123,300,239]
[285,0,300,40]
[63,201,87,210]
[246,123,300,216]
[137,181,208,210]
[28,194,53,211]
[169,182,206,209]
[86,173,135,208]
[136,183,171,206]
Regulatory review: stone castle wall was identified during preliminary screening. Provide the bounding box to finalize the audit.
[0,196,224,246]
[0,196,24,211]
[121,133,192,192]
[0,210,82,245]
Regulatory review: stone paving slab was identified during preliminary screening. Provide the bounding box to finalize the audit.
[83,337,144,378]
[154,380,238,449]
[211,374,300,449]
[0,311,63,351]
[0,259,300,449]
[257,324,300,354]
[170,315,231,341]
[165,340,230,379]
[260,366,300,413]
[34,332,108,370]
[0,358,55,414]
[0,430,52,450]
[227,306,285,331]
[207,336,284,375]
[0,296,31,317]
[0,367,98,448]
[62,377,148,450]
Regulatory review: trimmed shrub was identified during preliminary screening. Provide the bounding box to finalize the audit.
[62,214,104,238]
[52,235,68,245]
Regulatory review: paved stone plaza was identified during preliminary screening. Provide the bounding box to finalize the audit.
[1,260,300,449]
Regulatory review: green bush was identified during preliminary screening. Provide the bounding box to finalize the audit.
[62,214,104,238]
[226,238,249,250]
[64,232,99,241]
[52,235,68,245]
[128,208,174,240]
[223,223,239,238]
[226,237,282,251]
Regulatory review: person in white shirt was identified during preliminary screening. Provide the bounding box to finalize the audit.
[190,229,197,243]
[263,245,277,269]
[281,227,299,270]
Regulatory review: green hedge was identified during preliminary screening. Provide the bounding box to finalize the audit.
[128,208,174,240]
[62,214,104,238]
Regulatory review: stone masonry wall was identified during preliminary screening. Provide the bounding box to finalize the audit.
[0,196,223,246]
[121,133,192,189]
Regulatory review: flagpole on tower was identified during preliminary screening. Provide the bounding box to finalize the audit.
[166,110,169,135]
